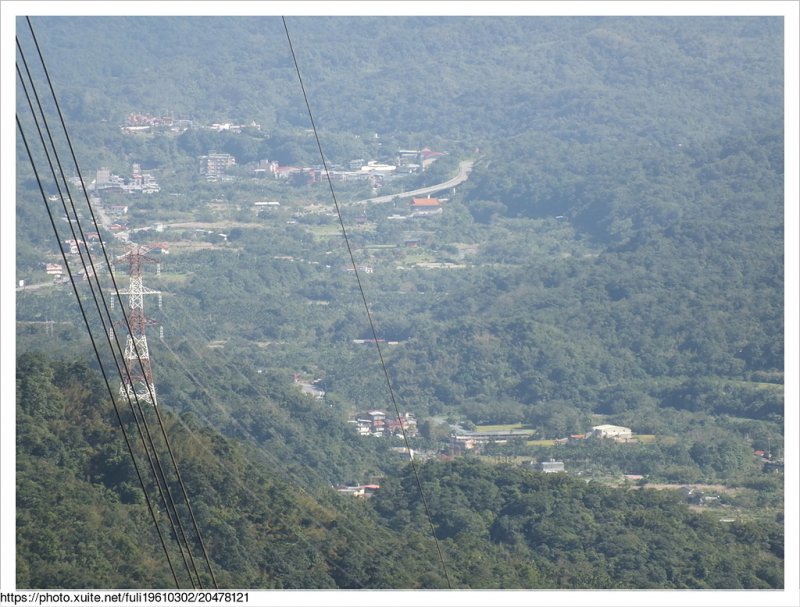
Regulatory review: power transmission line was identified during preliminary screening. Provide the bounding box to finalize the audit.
[22,19,217,587]
[17,18,217,589]
[281,16,453,590]
[15,113,182,589]
[19,14,455,589]
[15,42,201,588]
[15,43,199,589]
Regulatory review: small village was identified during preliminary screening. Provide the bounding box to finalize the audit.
[13,13,787,592]
[23,109,455,289]
[23,110,783,524]
[327,403,783,512]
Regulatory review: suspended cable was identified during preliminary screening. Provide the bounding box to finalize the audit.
[20,13,448,589]
[281,16,453,589]
[155,332,416,588]
[17,21,215,588]
[148,386,219,588]
[23,17,219,587]
[151,275,443,587]
[14,51,200,590]
[15,114,182,589]
[15,52,200,591]
[15,40,201,590]
[25,19,218,588]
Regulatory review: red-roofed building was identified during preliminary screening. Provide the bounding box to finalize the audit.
[420,148,446,160]
[385,413,418,437]
[353,410,417,437]
[410,197,442,216]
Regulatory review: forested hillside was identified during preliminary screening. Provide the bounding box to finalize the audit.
[373,458,783,588]
[23,17,780,143]
[391,125,784,418]
[15,14,785,590]
[16,353,435,589]
[16,354,783,589]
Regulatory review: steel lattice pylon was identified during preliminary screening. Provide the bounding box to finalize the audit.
[116,244,161,406]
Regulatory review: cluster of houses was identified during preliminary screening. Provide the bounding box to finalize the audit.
[256,159,397,187]
[450,427,536,452]
[350,410,418,438]
[61,232,101,254]
[122,111,263,134]
[121,112,193,131]
[122,113,266,138]
[39,230,105,282]
[450,423,633,454]
[118,112,447,191]
[220,147,447,189]
[42,259,96,283]
[93,164,160,194]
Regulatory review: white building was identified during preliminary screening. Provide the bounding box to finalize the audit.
[201,152,236,181]
[591,424,632,441]
[539,459,565,473]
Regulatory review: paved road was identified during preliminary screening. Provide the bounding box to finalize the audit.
[16,281,59,292]
[348,160,475,206]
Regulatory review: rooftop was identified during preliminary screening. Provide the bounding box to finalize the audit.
[411,197,441,207]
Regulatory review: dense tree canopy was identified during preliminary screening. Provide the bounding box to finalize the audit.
[15,15,784,590]
[16,354,783,589]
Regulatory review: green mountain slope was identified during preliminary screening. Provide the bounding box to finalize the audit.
[17,354,783,589]
[15,15,785,590]
[22,16,780,144]
[15,352,430,589]
[373,458,783,589]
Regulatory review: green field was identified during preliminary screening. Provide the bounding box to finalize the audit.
[305,225,343,238]
[527,439,557,447]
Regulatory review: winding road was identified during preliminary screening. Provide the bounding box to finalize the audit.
[348,160,475,206]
